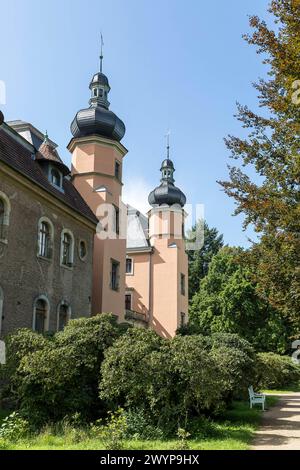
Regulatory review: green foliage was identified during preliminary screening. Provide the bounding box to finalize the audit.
[10,314,123,424]
[0,329,49,400]
[188,221,223,300]
[123,409,164,440]
[175,428,191,450]
[210,333,256,401]
[91,408,128,450]
[100,329,255,432]
[190,247,289,353]
[255,352,300,390]
[219,0,300,327]
[0,412,29,441]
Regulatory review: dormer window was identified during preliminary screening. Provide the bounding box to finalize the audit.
[50,167,63,190]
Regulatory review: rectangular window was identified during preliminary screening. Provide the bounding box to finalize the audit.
[115,161,121,180]
[125,293,132,310]
[114,206,120,235]
[180,312,186,327]
[180,273,186,296]
[126,258,133,274]
[110,259,120,291]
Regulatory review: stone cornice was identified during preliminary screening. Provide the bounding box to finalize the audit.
[67,135,128,157]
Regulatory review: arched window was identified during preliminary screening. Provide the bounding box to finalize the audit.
[50,168,61,188]
[0,287,3,336]
[57,301,71,331]
[37,217,53,259]
[33,296,50,333]
[61,230,74,267]
[0,192,11,242]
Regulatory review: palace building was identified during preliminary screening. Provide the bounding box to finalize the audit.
[0,57,188,339]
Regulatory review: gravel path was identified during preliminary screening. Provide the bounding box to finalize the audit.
[252,393,300,450]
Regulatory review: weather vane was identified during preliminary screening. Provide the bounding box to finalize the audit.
[100,33,104,73]
[165,129,171,159]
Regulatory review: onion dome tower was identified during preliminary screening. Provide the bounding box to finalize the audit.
[148,142,186,207]
[70,45,125,142]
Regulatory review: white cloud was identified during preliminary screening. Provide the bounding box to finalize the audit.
[123,176,152,215]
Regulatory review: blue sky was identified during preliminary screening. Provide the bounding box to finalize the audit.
[1,0,272,247]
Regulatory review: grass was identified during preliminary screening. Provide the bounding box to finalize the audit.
[262,381,300,394]
[0,397,278,451]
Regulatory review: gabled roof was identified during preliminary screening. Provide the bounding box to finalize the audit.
[0,123,97,226]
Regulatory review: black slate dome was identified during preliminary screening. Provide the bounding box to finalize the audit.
[90,72,110,88]
[71,107,125,142]
[70,66,125,143]
[148,158,186,207]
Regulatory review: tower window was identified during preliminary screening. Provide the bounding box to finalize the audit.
[93,88,98,97]
[99,88,104,97]
[125,293,132,310]
[126,258,133,274]
[115,160,121,180]
[110,259,120,291]
[180,273,186,296]
[114,206,120,235]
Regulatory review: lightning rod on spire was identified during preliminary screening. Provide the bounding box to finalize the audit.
[100,33,104,73]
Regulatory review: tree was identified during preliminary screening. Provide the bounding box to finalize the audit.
[189,247,290,353]
[218,0,300,329]
[188,221,223,300]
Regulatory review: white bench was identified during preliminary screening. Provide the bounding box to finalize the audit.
[248,385,266,411]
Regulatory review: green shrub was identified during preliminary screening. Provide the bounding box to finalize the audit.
[255,352,300,389]
[0,329,49,401]
[0,411,29,441]
[100,330,242,432]
[14,314,123,425]
[210,333,256,400]
[91,408,127,450]
[124,408,164,440]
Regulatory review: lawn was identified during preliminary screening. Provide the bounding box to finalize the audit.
[0,397,278,450]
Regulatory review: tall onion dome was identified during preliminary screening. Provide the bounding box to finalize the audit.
[148,154,186,207]
[70,50,125,142]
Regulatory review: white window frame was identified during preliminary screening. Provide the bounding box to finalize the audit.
[0,191,11,243]
[37,216,54,259]
[125,257,134,275]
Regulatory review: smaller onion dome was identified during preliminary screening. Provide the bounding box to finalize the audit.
[148,158,186,208]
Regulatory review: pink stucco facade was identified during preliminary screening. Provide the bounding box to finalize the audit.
[69,135,127,320]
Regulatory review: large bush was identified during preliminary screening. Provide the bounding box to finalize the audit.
[10,314,123,424]
[0,329,49,404]
[210,333,256,400]
[255,353,300,390]
[100,329,255,431]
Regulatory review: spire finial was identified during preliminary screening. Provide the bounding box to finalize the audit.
[165,129,170,159]
[100,33,104,73]
[44,130,49,143]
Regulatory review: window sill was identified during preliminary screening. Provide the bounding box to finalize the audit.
[110,286,120,292]
[60,263,74,271]
[37,255,52,263]
[0,239,8,245]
